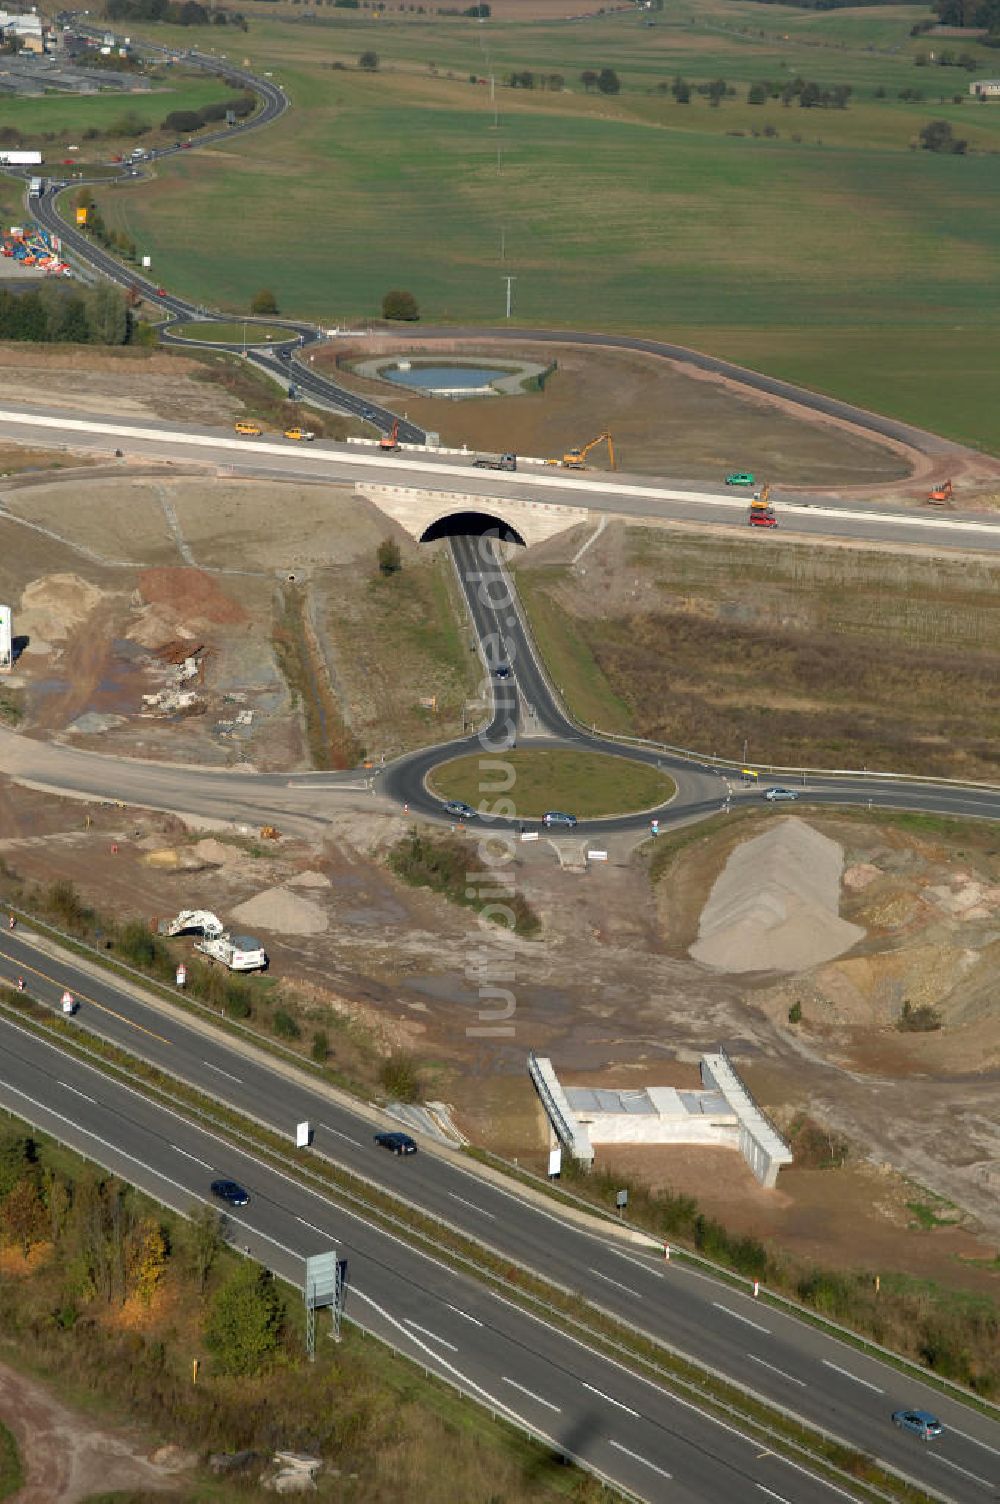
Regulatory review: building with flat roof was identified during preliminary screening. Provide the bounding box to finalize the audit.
[970,79,1000,97]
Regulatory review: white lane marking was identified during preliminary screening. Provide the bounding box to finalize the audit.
[757,1486,793,1503]
[448,1191,495,1219]
[747,1355,807,1388]
[589,1267,642,1299]
[582,1383,640,1418]
[608,1440,672,1480]
[821,1359,883,1394]
[319,1123,363,1149]
[448,1305,483,1327]
[203,1060,243,1083]
[932,1454,995,1490]
[403,1318,458,1353]
[172,1145,213,1171]
[501,1376,561,1413]
[713,1301,771,1334]
[946,1424,1000,1458]
[296,1216,326,1236]
[609,1247,662,1275]
[59,1081,95,1104]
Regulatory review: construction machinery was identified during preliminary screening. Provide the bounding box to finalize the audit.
[156,910,267,971]
[547,432,615,471]
[380,420,400,451]
[473,452,517,471]
[927,479,953,505]
[748,484,777,529]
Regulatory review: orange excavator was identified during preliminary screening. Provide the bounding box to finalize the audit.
[927,478,953,504]
[547,431,615,471]
[380,420,400,452]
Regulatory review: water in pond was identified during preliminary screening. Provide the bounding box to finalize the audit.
[384,364,507,391]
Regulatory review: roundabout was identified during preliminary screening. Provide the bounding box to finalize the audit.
[427,748,676,821]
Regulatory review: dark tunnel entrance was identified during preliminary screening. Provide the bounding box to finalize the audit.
[420,511,527,546]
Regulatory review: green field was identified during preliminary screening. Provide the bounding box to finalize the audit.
[25,1,1000,448]
[428,748,675,817]
[0,75,239,142]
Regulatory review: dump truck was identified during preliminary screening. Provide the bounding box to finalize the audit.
[473,452,517,471]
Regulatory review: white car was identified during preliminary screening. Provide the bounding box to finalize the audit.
[764,787,799,803]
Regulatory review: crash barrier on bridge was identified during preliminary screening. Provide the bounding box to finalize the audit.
[528,1052,594,1164]
[347,436,550,466]
[356,484,588,527]
[700,1048,792,1190]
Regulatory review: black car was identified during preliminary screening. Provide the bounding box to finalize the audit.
[374,1131,417,1155]
[493,663,512,680]
[211,1178,250,1207]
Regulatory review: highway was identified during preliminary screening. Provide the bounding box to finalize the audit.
[1,928,997,1503]
[0,1008,878,1504]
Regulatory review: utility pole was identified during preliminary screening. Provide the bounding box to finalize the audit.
[500,226,505,261]
[503,275,516,319]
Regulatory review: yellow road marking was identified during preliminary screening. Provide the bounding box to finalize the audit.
[0,948,172,1045]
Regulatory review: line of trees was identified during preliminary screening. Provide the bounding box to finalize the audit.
[660,74,851,108]
[162,91,255,135]
[0,284,130,346]
[104,0,248,27]
[580,67,621,95]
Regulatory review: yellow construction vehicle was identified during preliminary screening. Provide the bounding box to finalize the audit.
[547,431,615,471]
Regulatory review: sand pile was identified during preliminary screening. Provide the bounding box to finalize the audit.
[690,818,865,974]
[230,886,328,936]
[287,870,332,889]
[19,573,105,642]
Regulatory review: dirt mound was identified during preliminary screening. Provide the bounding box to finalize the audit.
[690,817,865,974]
[287,869,332,889]
[19,573,105,642]
[136,568,247,627]
[229,886,328,936]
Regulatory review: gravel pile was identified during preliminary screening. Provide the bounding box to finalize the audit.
[229,886,328,936]
[690,817,865,974]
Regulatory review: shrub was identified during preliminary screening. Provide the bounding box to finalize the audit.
[44,880,93,931]
[897,1000,942,1032]
[311,1029,330,1063]
[787,1000,802,1024]
[273,1008,301,1040]
[377,538,402,575]
[250,287,279,315]
[380,1051,423,1103]
[359,49,379,69]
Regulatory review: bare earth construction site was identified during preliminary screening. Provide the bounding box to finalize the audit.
[1,341,999,1343]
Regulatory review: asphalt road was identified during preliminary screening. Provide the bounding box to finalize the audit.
[1,929,997,1503]
[0,1008,886,1504]
[1,402,998,558]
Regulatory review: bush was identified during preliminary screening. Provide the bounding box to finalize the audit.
[44,880,93,931]
[359,49,379,70]
[787,1000,802,1024]
[273,1008,301,1040]
[377,538,402,575]
[380,1051,423,1103]
[311,1029,330,1063]
[381,288,419,321]
[897,1000,942,1032]
[919,119,967,154]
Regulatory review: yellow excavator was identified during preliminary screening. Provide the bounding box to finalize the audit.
[547,431,616,471]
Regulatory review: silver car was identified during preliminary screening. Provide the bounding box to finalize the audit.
[764,788,799,803]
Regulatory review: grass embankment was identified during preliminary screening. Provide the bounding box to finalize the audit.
[184,346,356,437]
[518,531,1000,779]
[0,1122,591,1504]
[324,548,481,758]
[389,830,541,935]
[514,569,633,734]
[0,74,239,145]
[79,3,1000,449]
[430,748,674,818]
[0,1422,22,1503]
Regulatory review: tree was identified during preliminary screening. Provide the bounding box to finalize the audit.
[250,287,279,315]
[126,1216,167,1304]
[0,1129,36,1198]
[1,1177,46,1258]
[359,49,379,69]
[671,74,690,104]
[205,1263,283,1375]
[185,1203,225,1294]
[580,68,598,92]
[798,81,821,108]
[596,67,620,96]
[747,82,766,105]
[377,537,402,575]
[86,284,128,346]
[707,76,727,108]
[381,288,419,320]
[919,118,967,153]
